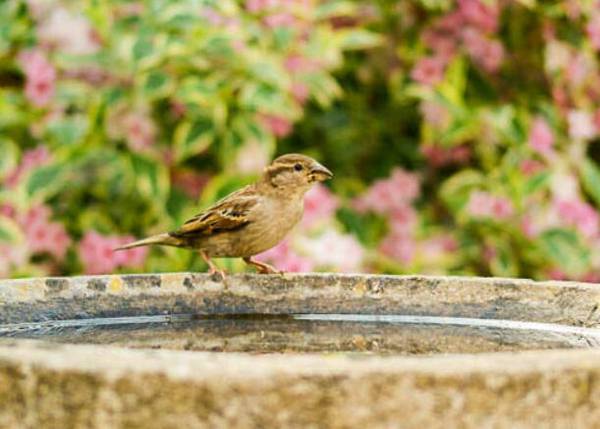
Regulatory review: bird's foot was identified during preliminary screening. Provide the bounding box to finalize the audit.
[243,257,284,275]
[256,265,284,275]
[208,266,227,281]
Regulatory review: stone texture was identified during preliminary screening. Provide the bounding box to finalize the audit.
[1,273,600,326]
[0,340,600,428]
[2,273,600,427]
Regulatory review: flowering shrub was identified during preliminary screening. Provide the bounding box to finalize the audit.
[0,0,377,276]
[286,0,600,280]
[3,0,600,281]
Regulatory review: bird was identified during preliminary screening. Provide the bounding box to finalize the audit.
[114,153,333,277]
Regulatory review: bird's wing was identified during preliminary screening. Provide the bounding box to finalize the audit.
[169,185,259,239]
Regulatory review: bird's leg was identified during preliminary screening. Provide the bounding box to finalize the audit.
[243,256,282,275]
[200,250,226,279]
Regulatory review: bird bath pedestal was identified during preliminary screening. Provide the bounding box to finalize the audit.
[1,273,600,427]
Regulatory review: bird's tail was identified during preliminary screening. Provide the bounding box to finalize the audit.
[113,233,179,251]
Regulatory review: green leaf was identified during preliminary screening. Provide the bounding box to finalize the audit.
[315,2,358,19]
[129,154,170,201]
[336,29,382,50]
[523,171,550,195]
[439,56,467,104]
[173,118,214,162]
[47,117,88,146]
[0,216,23,244]
[239,83,287,113]
[439,170,484,213]
[26,163,68,200]
[133,37,153,61]
[0,139,18,179]
[142,71,172,98]
[540,229,590,277]
[581,158,600,207]
[489,241,519,277]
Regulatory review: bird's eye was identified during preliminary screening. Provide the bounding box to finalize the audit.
[294,163,303,172]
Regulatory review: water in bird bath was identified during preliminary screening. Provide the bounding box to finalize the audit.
[2,313,599,355]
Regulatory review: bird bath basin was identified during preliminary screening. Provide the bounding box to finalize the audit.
[1,273,600,427]
[3,313,600,355]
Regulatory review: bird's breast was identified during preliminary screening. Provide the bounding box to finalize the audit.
[200,196,304,257]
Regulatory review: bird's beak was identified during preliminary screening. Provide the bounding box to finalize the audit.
[310,162,333,182]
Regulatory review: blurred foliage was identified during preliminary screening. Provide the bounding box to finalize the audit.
[2,0,600,280]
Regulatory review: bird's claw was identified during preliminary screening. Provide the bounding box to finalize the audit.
[208,267,227,281]
[256,265,284,275]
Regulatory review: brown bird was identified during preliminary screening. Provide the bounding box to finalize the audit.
[114,154,333,276]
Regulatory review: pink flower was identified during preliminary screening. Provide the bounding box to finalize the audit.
[19,205,70,260]
[555,199,599,239]
[0,203,16,219]
[112,237,147,269]
[380,232,415,264]
[79,231,148,275]
[302,184,339,227]
[457,0,499,33]
[18,50,56,107]
[587,14,600,51]
[451,145,472,164]
[483,244,497,263]
[548,268,568,281]
[264,12,296,28]
[5,146,51,188]
[389,168,420,202]
[171,169,210,199]
[564,0,582,20]
[419,234,458,261]
[299,230,364,272]
[422,28,458,60]
[566,53,592,85]
[551,85,570,114]
[419,100,450,128]
[421,144,471,167]
[467,191,513,220]
[235,141,270,174]
[290,82,309,104]
[278,252,315,272]
[259,114,293,138]
[461,29,504,72]
[520,215,538,239]
[170,100,187,119]
[520,159,545,176]
[528,117,554,156]
[79,232,118,274]
[36,7,100,55]
[123,110,156,151]
[567,110,596,141]
[353,168,420,214]
[0,244,28,279]
[246,0,277,12]
[200,7,225,25]
[257,240,314,273]
[284,55,318,73]
[410,56,446,86]
[388,206,418,236]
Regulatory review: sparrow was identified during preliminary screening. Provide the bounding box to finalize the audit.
[114,154,333,276]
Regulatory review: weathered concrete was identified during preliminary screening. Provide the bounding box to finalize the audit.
[1,340,600,428]
[2,273,600,427]
[1,273,600,326]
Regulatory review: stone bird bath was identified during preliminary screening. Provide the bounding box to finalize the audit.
[1,273,600,427]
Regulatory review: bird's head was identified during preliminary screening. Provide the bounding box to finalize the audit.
[262,153,333,192]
